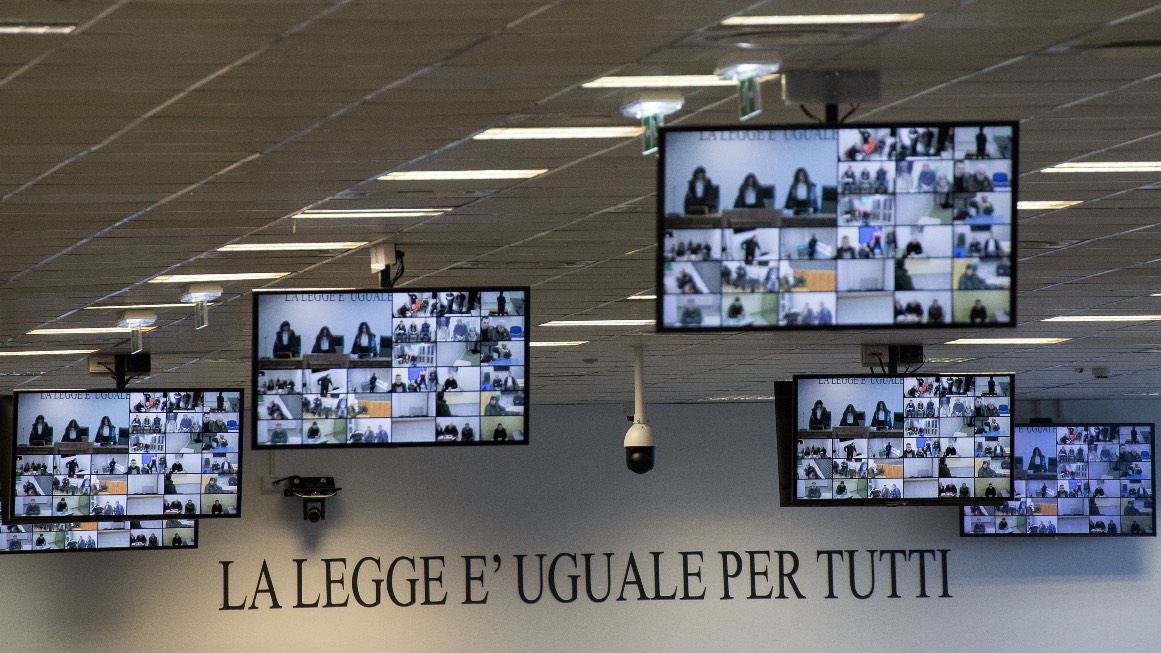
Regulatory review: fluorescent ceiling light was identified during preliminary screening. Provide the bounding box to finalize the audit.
[582,75,737,88]
[621,95,685,120]
[945,337,1070,345]
[29,327,157,335]
[923,357,976,364]
[84,303,201,310]
[1017,200,1082,210]
[528,341,589,347]
[474,127,643,140]
[722,13,923,26]
[148,272,290,283]
[378,170,547,181]
[715,62,781,81]
[1043,315,1161,322]
[296,208,452,219]
[1043,162,1161,173]
[626,294,657,301]
[540,319,655,327]
[702,395,776,402]
[0,23,76,34]
[0,349,97,357]
[180,283,223,303]
[217,242,367,252]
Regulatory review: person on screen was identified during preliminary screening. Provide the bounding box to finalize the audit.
[391,374,406,393]
[958,483,970,498]
[870,401,893,430]
[95,418,116,446]
[317,373,338,396]
[485,395,506,417]
[981,232,1004,258]
[677,298,703,328]
[984,483,998,498]
[903,300,923,320]
[311,326,338,354]
[969,299,988,325]
[916,163,936,191]
[273,321,298,358]
[806,482,822,499]
[493,423,509,441]
[60,419,82,443]
[460,423,475,441]
[958,264,987,290]
[808,400,830,430]
[29,415,50,444]
[838,404,858,427]
[733,173,766,209]
[452,319,468,341]
[349,322,378,357]
[784,168,819,215]
[816,303,833,325]
[683,166,718,215]
[270,423,288,445]
[938,457,952,478]
[500,372,520,392]
[305,421,321,441]
[970,195,995,217]
[436,392,452,417]
[894,259,914,291]
[834,480,848,498]
[840,166,856,193]
[995,255,1011,277]
[205,477,225,493]
[901,235,924,258]
[835,235,857,259]
[374,425,390,443]
[965,166,993,192]
[172,533,184,547]
[926,299,944,324]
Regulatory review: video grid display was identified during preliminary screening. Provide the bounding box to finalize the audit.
[658,122,1016,330]
[9,390,242,523]
[962,424,1155,536]
[253,288,528,448]
[792,374,1013,505]
[0,498,197,552]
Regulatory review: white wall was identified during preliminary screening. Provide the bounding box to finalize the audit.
[1,401,1159,651]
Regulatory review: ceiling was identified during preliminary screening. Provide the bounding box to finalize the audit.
[3,0,1161,404]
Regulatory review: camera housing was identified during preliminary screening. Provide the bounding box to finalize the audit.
[624,422,655,474]
[277,475,341,522]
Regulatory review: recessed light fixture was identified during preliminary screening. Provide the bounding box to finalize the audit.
[1042,162,1161,173]
[474,127,643,140]
[540,319,656,327]
[0,23,77,35]
[378,170,548,181]
[528,341,589,347]
[217,242,367,252]
[29,327,157,335]
[1043,315,1161,322]
[148,272,290,283]
[721,13,923,26]
[625,294,657,301]
[116,311,157,329]
[0,349,97,357]
[1017,200,1082,210]
[84,303,203,310]
[582,75,737,88]
[945,337,1070,345]
[295,208,451,219]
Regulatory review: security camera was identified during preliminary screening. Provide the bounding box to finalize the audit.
[624,422,655,474]
[275,475,341,522]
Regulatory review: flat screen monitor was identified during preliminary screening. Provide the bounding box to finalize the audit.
[657,122,1017,330]
[961,423,1156,536]
[788,373,1014,505]
[0,497,197,552]
[252,288,529,448]
[9,390,243,524]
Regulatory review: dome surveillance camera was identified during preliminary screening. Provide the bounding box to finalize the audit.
[624,422,655,474]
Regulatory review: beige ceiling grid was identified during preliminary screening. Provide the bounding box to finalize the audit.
[2,1,1161,402]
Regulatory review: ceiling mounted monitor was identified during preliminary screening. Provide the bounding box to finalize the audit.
[784,373,1014,506]
[656,122,1017,330]
[252,288,528,448]
[8,390,243,524]
[961,423,1155,536]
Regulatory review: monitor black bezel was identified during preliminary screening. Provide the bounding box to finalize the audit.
[785,372,1015,507]
[959,421,1157,538]
[655,120,1019,332]
[8,388,244,524]
[250,287,531,450]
